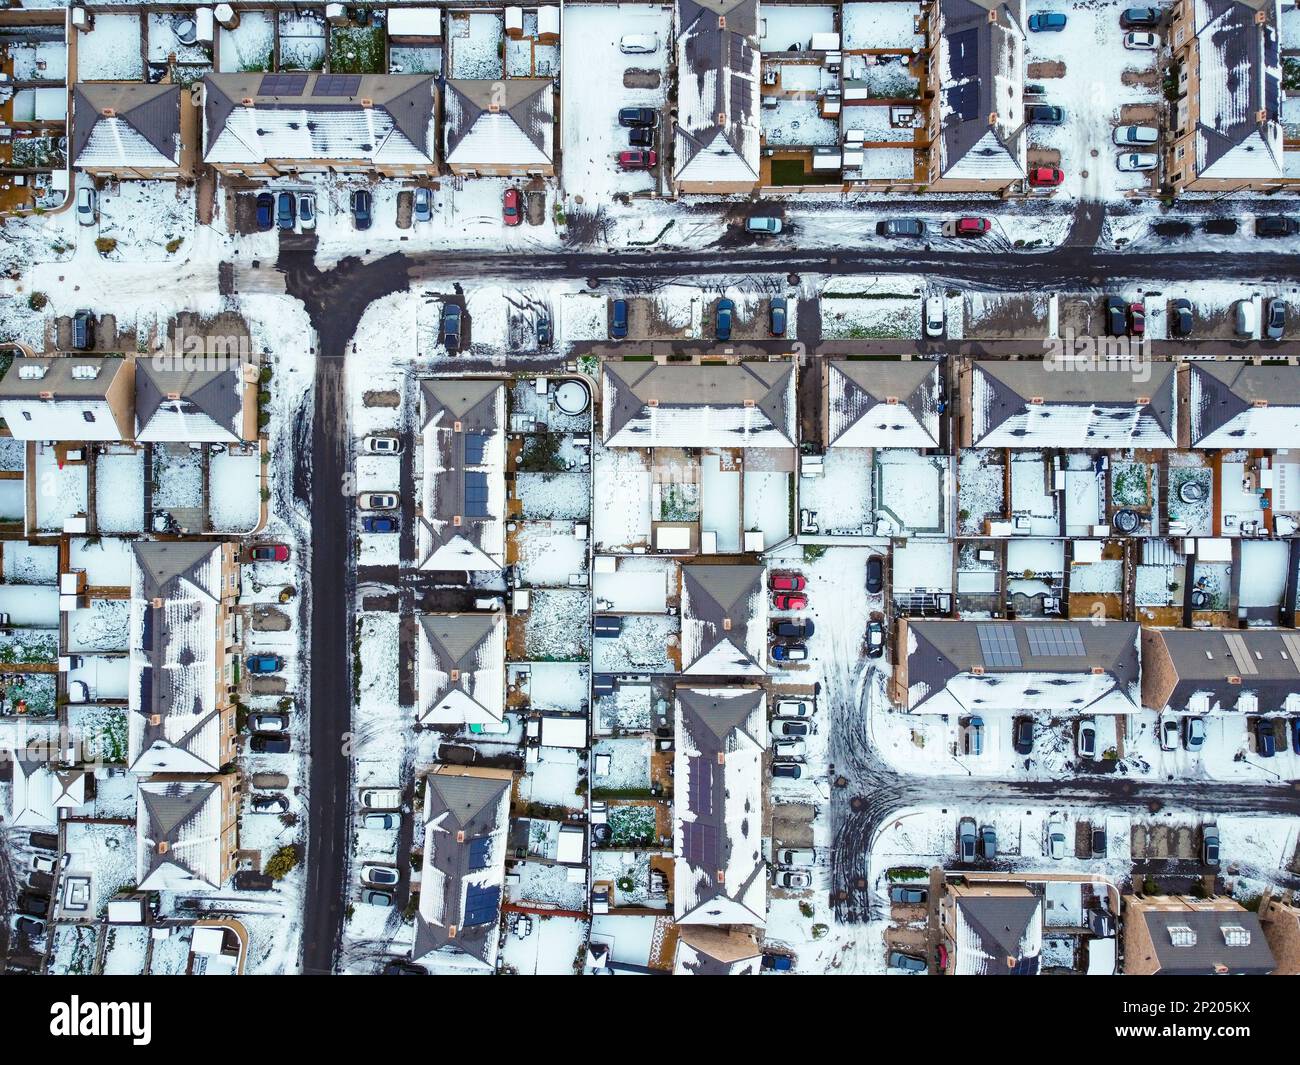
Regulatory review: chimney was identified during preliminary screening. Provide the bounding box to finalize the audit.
[151,597,164,609]
[722,617,732,631]
[1028,396,1044,405]
[987,111,998,126]
[1254,9,1266,24]
[448,924,458,939]
[452,514,462,526]
[716,869,725,883]
[38,390,53,400]
[488,102,500,113]
[743,398,755,407]
[717,112,727,125]
[456,830,466,843]
[1091,666,1105,675]
[988,8,998,22]
[886,396,899,404]
[1227,675,1242,684]
[1136,396,1150,405]
[157,841,170,854]
[1252,399,1269,409]
[453,420,463,432]
[1255,109,1268,123]
[360,98,374,108]
[165,391,181,401]
[149,714,161,726]
[971,665,985,675]
[450,668,460,682]
[718,15,726,28]
[101,107,116,118]
[240,98,255,106]
[647,398,659,407]
[716,751,725,765]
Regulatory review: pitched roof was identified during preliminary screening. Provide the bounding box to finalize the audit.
[1188,362,1300,448]
[416,613,505,725]
[673,926,763,973]
[0,356,132,442]
[137,778,226,892]
[602,361,795,448]
[73,82,181,169]
[7,755,57,827]
[970,360,1177,448]
[1141,907,1275,974]
[135,362,247,442]
[443,78,554,167]
[680,565,767,675]
[1144,628,1300,714]
[953,892,1042,975]
[828,360,940,448]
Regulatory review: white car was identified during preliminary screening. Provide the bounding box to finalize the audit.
[75,186,97,226]
[772,738,806,759]
[297,193,315,231]
[776,848,816,866]
[773,869,812,889]
[1117,152,1159,172]
[1160,716,1180,752]
[1113,125,1158,146]
[360,863,399,887]
[924,295,945,338]
[358,491,399,510]
[362,812,400,830]
[359,788,401,810]
[1124,30,1159,49]
[364,435,403,455]
[619,33,659,54]
[775,698,813,718]
[31,854,57,875]
[746,216,782,235]
[1047,822,1067,860]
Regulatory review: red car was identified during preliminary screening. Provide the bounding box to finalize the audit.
[772,593,808,611]
[769,573,806,592]
[618,149,657,170]
[954,216,990,236]
[1129,302,1145,334]
[503,187,521,226]
[248,544,290,563]
[1028,166,1064,187]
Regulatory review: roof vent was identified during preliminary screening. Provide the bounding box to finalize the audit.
[1168,925,1197,947]
[1221,924,1251,946]
[17,364,47,381]
[71,364,100,381]
[37,390,54,400]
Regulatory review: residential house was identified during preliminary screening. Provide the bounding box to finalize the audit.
[1258,894,1300,974]
[924,0,1027,194]
[827,359,941,449]
[202,72,438,179]
[442,78,555,177]
[135,360,259,443]
[5,754,88,826]
[418,378,507,573]
[673,687,767,927]
[679,565,767,675]
[72,82,194,180]
[672,926,763,973]
[1123,894,1276,974]
[128,541,241,776]
[1165,0,1295,193]
[1185,362,1300,448]
[673,0,762,194]
[939,881,1043,974]
[413,765,514,971]
[892,619,1141,714]
[0,356,134,442]
[1142,627,1300,714]
[416,613,506,727]
[136,775,239,893]
[963,359,1178,448]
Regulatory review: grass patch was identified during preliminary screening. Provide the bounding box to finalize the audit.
[330,24,385,74]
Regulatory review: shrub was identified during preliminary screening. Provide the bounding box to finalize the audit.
[259,366,273,383]
[264,846,299,880]
[94,237,117,255]
[257,410,270,428]
[798,901,815,918]
[165,238,183,254]
[27,292,47,311]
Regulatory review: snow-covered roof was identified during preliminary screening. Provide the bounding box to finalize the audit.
[1143,627,1300,714]
[1191,0,1285,180]
[6,754,57,827]
[680,565,767,675]
[828,360,940,448]
[673,687,767,928]
[1187,362,1300,448]
[0,356,132,442]
[970,360,1177,448]
[128,541,228,776]
[419,379,506,572]
[137,777,227,892]
[443,79,554,168]
[73,83,182,170]
[936,0,1026,181]
[673,926,763,973]
[414,766,513,970]
[135,362,251,443]
[416,613,505,725]
[901,619,1141,715]
[950,888,1042,975]
[203,73,436,165]
[674,0,762,187]
[602,361,796,449]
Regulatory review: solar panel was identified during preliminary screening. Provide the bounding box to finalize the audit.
[466,835,492,871]
[944,82,979,122]
[1024,624,1086,658]
[463,431,489,466]
[688,756,713,818]
[682,820,719,870]
[729,74,753,116]
[463,472,490,518]
[141,608,155,651]
[462,885,501,927]
[1223,634,1258,675]
[314,74,362,97]
[948,28,978,79]
[139,667,154,711]
[259,73,308,97]
[977,623,1021,668]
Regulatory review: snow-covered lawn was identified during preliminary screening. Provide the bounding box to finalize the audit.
[209,449,262,533]
[78,13,144,81]
[218,10,274,71]
[94,450,144,533]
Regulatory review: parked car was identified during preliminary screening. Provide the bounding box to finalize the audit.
[618,107,659,127]
[351,188,372,230]
[1077,720,1097,759]
[362,515,399,534]
[1091,826,1107,859]
[771,573,806,592]
[363,812,400,830]
[924,295,945,338]
[255,192,274,231]
[773,869,811,889]
[1113,124,1159,146]
[1293,719,1300,757]
[1027,11,1068,30]
[980,824,997,858]
[771,642,808,663]
[746,215,782,235]
[628,127,655,148]
[761,952,794,971]
[244,653,284,674]
[776,848,815,866]
[71,309,95,351]
[877,218,926,237]
[1235,299,1258,337]
[17,894,49,917]
[865,619,885,658]
[769,296,787,337]
[773,618,814,639]
[1047,821,1067,860]
[770,761,803,779]
[964,716,984,756]
[890,885,928,904]
[1255,215,1298,238]
[866,555,884,594]
[617,149,656,170]
[412,186,433,223]
[772,592,807,611]
[1117,151,1159,171]
[954,216,991,236]
[251,794,288,814]
[888,951,927,973]
[1121,7,1160,26]
[248,543,290,562]
[440,303,463,352]
[772,719,810,738]
[250,733,290,754]
[365,435,403,455]
[775,698,813,718]
[358,492,398,510]
[31,854,56,875]
[1028,165,1064,187]
[361,864,399,887]
[1105,295,1127,336]
[1160,716,1179,751]
[1129,302,1146,335]
[362,889,394,907]
[1171,297,1194,337]
[772,738,806,759]
[1203,824,1220,866]
[1124,30,1159,48]
[536,316,552,347]
[610,298,628,340]
[1184,715,1206,753]
[1256,717,1277,758]
[1266,298,1287,340]
[502,187,522,227]
[13,915,46,938]
[360,788,401,810]
[297,193,315,231]
[76,186,97,226]
[1013,716,1034,755]
[715,298,735,341]
[619,33,659,54]
[1026,104,1064,124]
[957,817,977,862]
[250,712,288,733]
[276,190,295,230]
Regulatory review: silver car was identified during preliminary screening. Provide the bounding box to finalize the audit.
[413,187,433,223]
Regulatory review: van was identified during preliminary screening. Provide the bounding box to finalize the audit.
[360,788,402,810]
[1235,299,1257,337]
[619,33,659,54]
[924,296,945,338]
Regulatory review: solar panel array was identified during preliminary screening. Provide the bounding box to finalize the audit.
[314,74,362,97]
[259,73,308,97]
[1025,624,1087,658]
[688,756,714,818]
[463,431,490,466]
[977,623,1021,668]
[463,471,490,517]
[462,884,501,927]
[682,820,719,871]
[466,835,492,871]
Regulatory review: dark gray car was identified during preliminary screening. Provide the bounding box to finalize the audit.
[980,824,997,858]
[958,817,977,862]
[877,218,926,237]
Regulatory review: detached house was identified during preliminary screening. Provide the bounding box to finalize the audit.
[0,356,134,442]
[72,82,193,180]
[202,72,438,179]
[128,541,241,776]
[672,926,763,974]
[442,78,555,177]
[135,360,259,443]
[136,775,239,893]
[680,565,768,675]
[416,613,506,727]
[5,754,89,826]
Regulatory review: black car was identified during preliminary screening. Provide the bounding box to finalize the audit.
[276,190,295,230]
[876,218,925,237]
[1026,104,1064,124]
[1105,295,1127,336]
[17,894,49,917]
[13,915,46,938]
[773,618,814,639]
[1120,6,1160,26]
[610,298,629,340]
[618,107,659,128]
[255,192,274,231]
[1171,297,1194,337]
[29,832,58,851]
[769,296,787,338]
[440,303,463,352]
[383,959,428,976]
[1013,716,1034,754]
[71,309,95,351]
[351,188,373,230]
[536,316,552,347]
[1091,826,1107,859]
[865,619,885,658]
[1255,215,1297,238]
[866,554,884,594]
[1256,718,1277,758]
[362,514,399,533]
[250,733,291,754]
[628,127,655,148]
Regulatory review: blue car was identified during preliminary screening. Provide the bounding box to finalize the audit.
[245,654,284,675]
[255,193,274,231]
[610,299,628,340]
[1256,719,1276,758]
[276,191,295,230]
[1028,11,1067,30]
[771,642,808,663]
[761,952,793,971]
[351,189,372,231]
[362,515,399,534]
[716,298,734,341]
